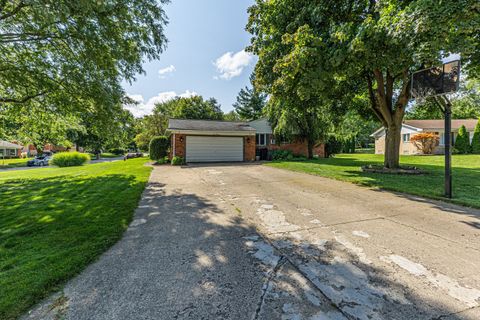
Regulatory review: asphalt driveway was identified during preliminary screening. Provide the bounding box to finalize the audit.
[25,163,480,319]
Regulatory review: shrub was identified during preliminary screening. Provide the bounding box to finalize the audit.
[472,120,480,154]
[454,125,470,154]
[271,150,293,161]
[325,136,342,158]
[410,133,439,154]
[149,136,170,160]
[108,148,125,155]
[171,156,184,166]
[52,152,90,167]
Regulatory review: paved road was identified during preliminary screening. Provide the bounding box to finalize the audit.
[25,163,480,319]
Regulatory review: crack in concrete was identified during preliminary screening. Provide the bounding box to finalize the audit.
[251,256,287,320]
[432,305,480,320]
[384,216,480,253]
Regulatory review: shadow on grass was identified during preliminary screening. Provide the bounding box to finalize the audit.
[22,176,480,319]
[0,173,147,319]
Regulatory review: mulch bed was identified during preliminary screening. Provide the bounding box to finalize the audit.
[361,165,425,175]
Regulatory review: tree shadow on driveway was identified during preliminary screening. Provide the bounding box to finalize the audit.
[23,179,480,320]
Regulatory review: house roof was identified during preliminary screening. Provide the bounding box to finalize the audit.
[371,119,479,137]
[0,140,23,149]
[403,119,478,131]
[168,119,256,132]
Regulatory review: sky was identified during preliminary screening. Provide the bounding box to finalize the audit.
[123,0,256,118]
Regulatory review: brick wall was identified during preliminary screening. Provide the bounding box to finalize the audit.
[244,135,256,161]
[172,134,186,158]
[267,136,325,158]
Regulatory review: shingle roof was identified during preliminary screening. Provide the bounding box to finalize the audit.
[0,140,23,149]
[168,119,256,132]
[404,119,478,131]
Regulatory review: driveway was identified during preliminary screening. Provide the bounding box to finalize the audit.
[25,164,480,319]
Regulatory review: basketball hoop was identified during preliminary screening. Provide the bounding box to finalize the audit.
[410,87,436,105]
[410,59,461,199]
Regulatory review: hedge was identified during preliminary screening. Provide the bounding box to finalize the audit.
[149,136,170,160]
[51,152,90,167]
[472,121,480,154]
[454,125,470,154]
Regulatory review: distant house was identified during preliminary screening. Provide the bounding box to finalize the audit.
[167,118,325,163]
[0,141,23,158]
[371,119,478,155]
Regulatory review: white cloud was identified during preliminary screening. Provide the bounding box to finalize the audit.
[158,65,176,78]
[214,50,253,80]
[124,90,197,117]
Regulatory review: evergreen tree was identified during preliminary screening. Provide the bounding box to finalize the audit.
[472,120,480,154]
[454,125,471,154]
[233,86,267,121]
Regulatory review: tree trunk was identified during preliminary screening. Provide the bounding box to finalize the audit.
[384,122,401,168]
[307,138,314,159]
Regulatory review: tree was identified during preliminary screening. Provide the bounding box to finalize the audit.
[169,96,224,120]
[133,96,225,150]
[455,125,471,154]
[472,120,480,154]
[224,111,241,121]
[410,133,439,155]
[233,86,267,121]
[247,0,480,168]
[0,0,168,118]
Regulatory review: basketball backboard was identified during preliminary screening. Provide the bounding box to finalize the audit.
[411,60,460,100]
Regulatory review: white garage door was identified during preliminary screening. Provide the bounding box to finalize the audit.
[186,136,244,162]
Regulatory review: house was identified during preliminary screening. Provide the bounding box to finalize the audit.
[167,118,325,163]
[0,141,23,158]
[371,119,478,155]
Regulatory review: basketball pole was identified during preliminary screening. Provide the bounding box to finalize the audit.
[434,96,453,198]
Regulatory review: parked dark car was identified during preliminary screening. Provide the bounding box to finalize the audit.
[27,155,52,167]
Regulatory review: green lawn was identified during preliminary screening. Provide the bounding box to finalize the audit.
[0,158,152,319]
[267,154,480,208]
[0,158,32,168]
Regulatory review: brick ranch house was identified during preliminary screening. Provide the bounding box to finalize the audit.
[372,119,478,155]
[167,118,325,163]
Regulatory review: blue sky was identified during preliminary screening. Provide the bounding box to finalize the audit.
[124,0,256,117]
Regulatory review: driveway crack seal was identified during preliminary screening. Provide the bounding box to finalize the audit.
[431,305,480,320]
[251,255,287,320]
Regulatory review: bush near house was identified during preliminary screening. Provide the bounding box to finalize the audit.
[454,125,471,154]
[472,121,480,154]
[149,136,170,160]
[171,156,185,165]
[410,133,439,154]
[51,152,90,167]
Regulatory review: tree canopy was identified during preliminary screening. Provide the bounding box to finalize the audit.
[0,0,169,118]
[233,85,267,121]
[247,0,480,167]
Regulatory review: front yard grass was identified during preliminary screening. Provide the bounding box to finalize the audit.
[267,154,480,208]
[0,158,152,319]
[0,158,32,169]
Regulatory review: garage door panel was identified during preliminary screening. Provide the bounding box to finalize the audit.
[186,136,244,162]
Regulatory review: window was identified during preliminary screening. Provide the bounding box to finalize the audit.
[440,132,456,146]
[402,133,411,143]
[256,134,267,146]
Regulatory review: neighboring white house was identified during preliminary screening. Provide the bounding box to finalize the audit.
[371,119,478,155]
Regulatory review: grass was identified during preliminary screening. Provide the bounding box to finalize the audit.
[0,158,32,169]
[0,158,152,319]
[267,154,480,208]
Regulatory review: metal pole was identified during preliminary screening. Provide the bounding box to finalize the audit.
[444,100,452,198]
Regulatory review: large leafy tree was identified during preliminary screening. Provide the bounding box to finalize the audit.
[247,0,480,168]
[0,0,168,116]
[233,85,267,121]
